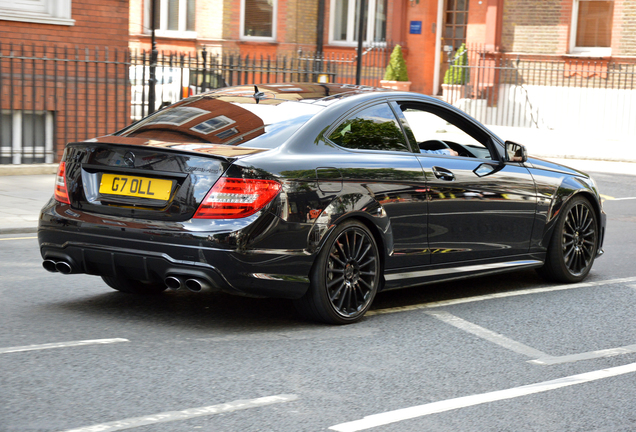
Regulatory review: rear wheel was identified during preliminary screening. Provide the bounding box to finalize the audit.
[537,196,599,283]
[294,220,380,324]
[101,276,168,295]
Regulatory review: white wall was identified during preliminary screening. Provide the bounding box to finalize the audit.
[455,84,636,136]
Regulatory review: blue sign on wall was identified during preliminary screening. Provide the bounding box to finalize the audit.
[410,21,422,35]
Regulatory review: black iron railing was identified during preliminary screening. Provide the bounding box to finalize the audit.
[1,44,394,164]
[441,46,636,134]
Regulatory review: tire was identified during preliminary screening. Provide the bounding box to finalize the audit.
[294,220,381,324]
[537,195,599,283]
[101,276,168,295]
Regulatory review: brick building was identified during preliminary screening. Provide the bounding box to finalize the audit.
[3,0,631,165]
[0,0,131,164]
[459,0,636,134]
[467,0,636,57]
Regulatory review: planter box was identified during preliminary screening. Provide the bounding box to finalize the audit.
[379,80,411,91]
[442,84,466,105]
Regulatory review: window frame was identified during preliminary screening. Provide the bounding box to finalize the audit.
[240,0,278,42]
[145,0,197,39]
[0,0,74,26]
[396,101,498,161]
[569,0,614,57]
[328,0,387,47]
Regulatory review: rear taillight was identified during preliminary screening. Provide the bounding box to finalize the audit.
[194,177,282,219]
[54,161,71,204]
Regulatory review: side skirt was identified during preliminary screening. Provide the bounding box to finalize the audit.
[382,256,545,291]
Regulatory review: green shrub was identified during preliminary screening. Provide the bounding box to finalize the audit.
[443,43,469,85]
[383,45,409,82]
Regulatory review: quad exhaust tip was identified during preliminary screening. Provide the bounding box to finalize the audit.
[165,275,212,292]
[55,261,73,274]
[42,259,74,274]
[185,278,211,292]
[42,260,58,273]
[164,276,182,290]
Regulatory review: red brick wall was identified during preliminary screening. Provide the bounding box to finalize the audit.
[0,0,130,162]
[0,0,129,48]
[500,0,570,54]
[497,0,636,57]
[619,0,636,55]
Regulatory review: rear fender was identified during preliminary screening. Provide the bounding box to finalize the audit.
[307,193,392,256]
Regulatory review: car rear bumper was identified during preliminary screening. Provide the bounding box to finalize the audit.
[38,200,314,299]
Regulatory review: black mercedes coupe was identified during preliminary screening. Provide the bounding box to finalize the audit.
[38,83,606,324]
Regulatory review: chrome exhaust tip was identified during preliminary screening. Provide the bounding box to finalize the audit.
[164,276,182,290]
[185,278,211,293]
[55,261,73,274]
[42,260,58,273]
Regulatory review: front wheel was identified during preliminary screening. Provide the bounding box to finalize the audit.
[537,196,599,283]
[294,220,381,324]
[101,276,168,295]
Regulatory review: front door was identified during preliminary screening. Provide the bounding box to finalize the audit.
[440,0,470,92]
[397,101,538,264]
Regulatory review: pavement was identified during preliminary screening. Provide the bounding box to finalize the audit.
[0,127,635,235]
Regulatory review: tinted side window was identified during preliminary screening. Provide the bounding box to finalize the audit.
[328,103,410,152]
[399,102,494,160]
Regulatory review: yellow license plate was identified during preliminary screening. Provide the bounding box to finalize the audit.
[99,173,172,201]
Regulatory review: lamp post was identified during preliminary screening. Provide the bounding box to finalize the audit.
[148,0,158,115]
[355,0,366,85]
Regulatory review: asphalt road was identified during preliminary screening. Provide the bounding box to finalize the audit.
[1,171,636,432]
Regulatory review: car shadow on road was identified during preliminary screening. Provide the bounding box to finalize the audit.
[45,269,549,331]
[48,288,306,331]
[371,269,548,310]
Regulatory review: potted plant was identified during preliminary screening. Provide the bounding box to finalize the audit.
[442,43,470,104]
[380,45,411,91]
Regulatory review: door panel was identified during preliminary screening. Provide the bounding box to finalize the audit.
[419,156,537,264]
[395,99,538,265]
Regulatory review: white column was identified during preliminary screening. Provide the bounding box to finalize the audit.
[45,112,54,163]
[12,111,21,165]
[433,0,444,96]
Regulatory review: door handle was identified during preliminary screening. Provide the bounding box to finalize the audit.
[432,166,455,181]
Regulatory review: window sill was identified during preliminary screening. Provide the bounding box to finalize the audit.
[327,41,387,48]
[568,48,612,58]
[240,36,277,43]
[0,11,74,26]
[153,30,197,39]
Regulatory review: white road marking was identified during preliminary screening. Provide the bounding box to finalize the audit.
[368,276,636,316]
[0,338,129,354]
[530,344,636,365]
[59,394,298,432]
[424,311,548,358]
[426,311,636,366]
[0,236,37,241]
[329,362,636,432]
[605,197,636,201]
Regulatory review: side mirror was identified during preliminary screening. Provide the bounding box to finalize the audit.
[505,141,528,163]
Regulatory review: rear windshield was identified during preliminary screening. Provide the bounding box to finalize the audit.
[115,96,322,149]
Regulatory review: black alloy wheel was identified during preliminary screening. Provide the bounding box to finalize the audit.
[538,196,598,283]
[101,276,168,295]
[294,220,380,324]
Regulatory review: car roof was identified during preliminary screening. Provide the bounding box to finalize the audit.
[200,83,394,106]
